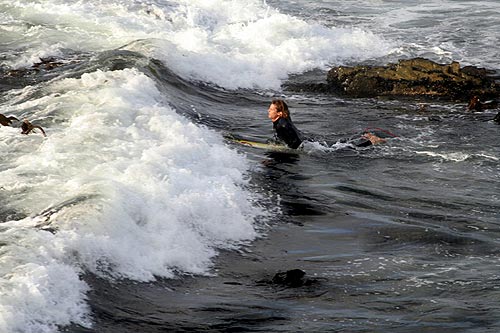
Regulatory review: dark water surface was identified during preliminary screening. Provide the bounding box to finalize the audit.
[1,47,499,332]
[58,53,500,332]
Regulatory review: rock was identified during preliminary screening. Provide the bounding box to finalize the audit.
[255,269,327,290]
[4,57,69,78]
[31,57,64,71]
[322,58,500,101]
[268,269,323,288]
[272,269,306,287]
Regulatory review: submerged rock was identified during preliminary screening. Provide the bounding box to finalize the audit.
[325,58,499,101]
[256,269,322,288]
[272,269,307,287]
[4,57,66,77]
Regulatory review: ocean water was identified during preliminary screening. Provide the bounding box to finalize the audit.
[0,1,499,332]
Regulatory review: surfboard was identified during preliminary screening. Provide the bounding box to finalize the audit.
[230,138,294,153]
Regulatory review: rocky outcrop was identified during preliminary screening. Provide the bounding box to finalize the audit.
[284,58,500,102]
[256,269,323,288]
[4,57,66,77]
[325,58,499,101]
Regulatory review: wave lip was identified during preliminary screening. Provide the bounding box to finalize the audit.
[151,2,394,89]
[1,0,394,90]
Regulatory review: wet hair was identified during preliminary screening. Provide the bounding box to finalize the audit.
[362,127,397,139]
[468,95,481,111]
[271,99,290,119]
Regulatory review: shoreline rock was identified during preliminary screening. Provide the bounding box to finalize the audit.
[286,58,500,102]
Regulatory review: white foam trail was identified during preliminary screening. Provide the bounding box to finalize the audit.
[0,68,266,332]
[416,151,470,162]
[476,154,498,161]
[301,140,355,154]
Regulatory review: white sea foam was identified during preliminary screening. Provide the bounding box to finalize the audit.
[416,151,470,162]
[0,0,394,89]
[0,68,265,332]
[301,140,355,154]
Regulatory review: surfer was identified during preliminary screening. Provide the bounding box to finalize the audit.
[344,127,396,148]
[268,99,303,149]
[350,131,387,147]
[0,113,19,126]
[21,119,47,137]
[467,95,498,112]
[494,112,500,124]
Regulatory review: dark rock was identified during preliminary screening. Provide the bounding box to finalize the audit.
[267,269,323,288]
[31,57,64,71]
[4,57,70,78]
[272,269,306,287]
[323,58,500,101]
[255,269,327,290]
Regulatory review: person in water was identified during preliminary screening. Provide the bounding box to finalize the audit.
[0,113,18,126]
[349,131,387,147]
[494,112,500,124]
[268,99,303,149]
[467,95,498,112]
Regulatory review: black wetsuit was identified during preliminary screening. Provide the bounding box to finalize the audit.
[273,117,303,149]
[350,137,372,147]
[494,112,500,124]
